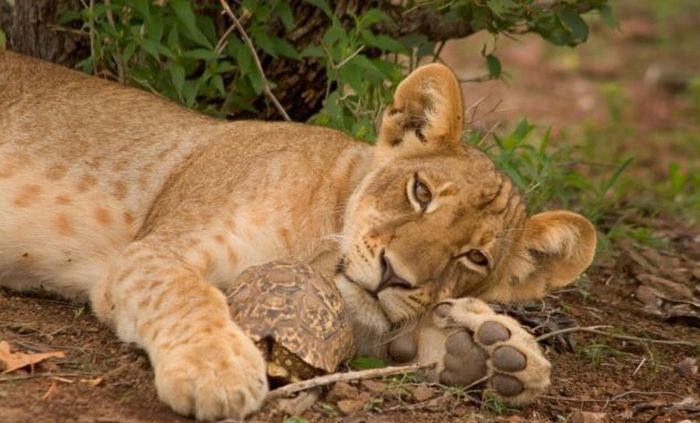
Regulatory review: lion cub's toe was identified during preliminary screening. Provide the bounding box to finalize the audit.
[417,298,551,406]
[153,324,268,421]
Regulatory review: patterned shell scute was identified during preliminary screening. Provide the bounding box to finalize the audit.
[227,260,355,373]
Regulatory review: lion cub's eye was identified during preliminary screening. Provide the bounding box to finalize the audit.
[413,179,432,210]
[466,249,488,266]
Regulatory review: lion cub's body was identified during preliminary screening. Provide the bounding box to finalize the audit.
[0,51,596,421]
[0,51,367,298]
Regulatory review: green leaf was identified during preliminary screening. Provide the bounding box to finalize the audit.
[215,60,235,73]
[226,39,253,73]
[486,54,501,78]
[170,0,213,48]
[131,0,150,21]
[557,7,589,43]
[339,63,365,92]
[168,63,185,98]
[157,44,176,60]
[270,37,300,60]
[211,74,225,96]
[254,32,278,58]
[181,49,222,61]
[58,10,82,25]
[182,78,202,107]
[323,20,346,46]
[350,55,382,78]
[361,31,406,53]
[246,72,264,96]
[304,0,332,17]
[276,1,295,30]
[599,5,618,29]
[350,356,388,370]
[300,45,324,58]
[361,8,390,26]
[145,12,164,42]
[141,38,161,59]
[486,0,516,17]
[122,41,137,63]
[0,29,5,50]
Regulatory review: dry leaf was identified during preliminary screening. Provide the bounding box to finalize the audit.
[674,357,698,377]
[411,384,437,402]
[41,381,57,401]
[326,381,358,402]
[337,393,371,415]
[337,399,364,415]
[361,379,386,394]
[275,389,320,416]
[636,274,695,303]
[0,341,65,374]
[79,377,103,387]
[675,357,698,377]
[571,410,606,423]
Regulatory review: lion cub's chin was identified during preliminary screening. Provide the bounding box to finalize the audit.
[334,273,397,354]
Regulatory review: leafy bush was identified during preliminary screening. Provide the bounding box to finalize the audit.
[59,0,627,226]
[61,0,614,141]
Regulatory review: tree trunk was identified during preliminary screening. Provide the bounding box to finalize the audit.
[1,0,88,67]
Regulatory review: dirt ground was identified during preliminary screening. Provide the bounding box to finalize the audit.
[1,2,699,423]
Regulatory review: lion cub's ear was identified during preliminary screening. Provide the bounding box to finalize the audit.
[485,211,597,302]
[377,63,464,155]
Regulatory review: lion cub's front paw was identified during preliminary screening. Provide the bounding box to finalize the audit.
[153,323,268,421]
[392,298,550,405]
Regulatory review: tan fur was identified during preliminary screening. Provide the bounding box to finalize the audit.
[0,51,595,420]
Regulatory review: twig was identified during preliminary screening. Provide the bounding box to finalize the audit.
[467,99,504,125]
[47,25,90,37]
[465,94,490,123]
[458,74,492,84]
[543,391,682,405]
[218,0,291,121]
[335,45,365,69]
[537,326,697,347]
[87,0,96,76]
[0,372,92,382]
[104,0,125,83]
[214,24,236,55]
[535,325,611,342]
[609,390,683,402]
[266,363,435,400]
[632,357,646,376]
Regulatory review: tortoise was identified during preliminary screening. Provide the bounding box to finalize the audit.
[226,260,355,384]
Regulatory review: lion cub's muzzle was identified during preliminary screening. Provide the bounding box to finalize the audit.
[376,252,413,293]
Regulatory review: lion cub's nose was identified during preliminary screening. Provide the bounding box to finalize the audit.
[377,253,413,292]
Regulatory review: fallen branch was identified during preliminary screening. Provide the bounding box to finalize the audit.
[0,372,92,382]
[536,326,697,347]
[535,325,611,342]
[266,362,435,400]
[219,0,291,121]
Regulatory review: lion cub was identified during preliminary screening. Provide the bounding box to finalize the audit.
[0,51,595,420]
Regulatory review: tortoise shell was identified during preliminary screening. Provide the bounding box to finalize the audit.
[226,260,355,378]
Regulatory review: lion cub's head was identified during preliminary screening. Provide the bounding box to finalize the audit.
[335,64,596,339]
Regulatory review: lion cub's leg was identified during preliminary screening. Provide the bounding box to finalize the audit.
[90,238,267,421]
[390,298,550,405]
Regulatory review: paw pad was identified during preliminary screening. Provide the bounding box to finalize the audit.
[440,330,488,386]
[476,321,510,345]
[492,346,526,372]
[491,374,524,397]
[388,333,417,363]
[433,302,452,318]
